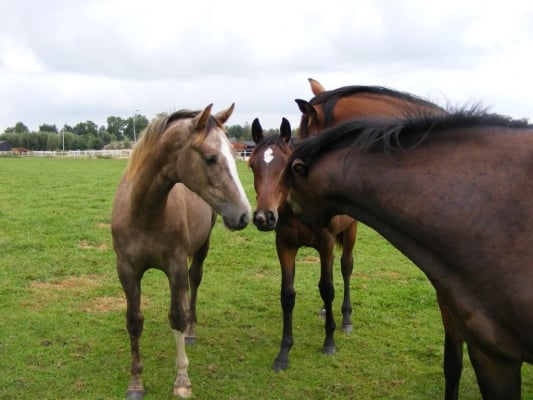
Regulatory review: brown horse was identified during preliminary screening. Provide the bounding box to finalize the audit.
[296,77,446,138]
[249,117,357,371]
[111,104,251,399]
[296,78,466,400]
[283,109,533,399]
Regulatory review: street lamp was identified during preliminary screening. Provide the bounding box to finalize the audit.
[133,109,139,143]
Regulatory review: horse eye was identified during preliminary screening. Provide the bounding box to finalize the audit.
[204,154,217,165]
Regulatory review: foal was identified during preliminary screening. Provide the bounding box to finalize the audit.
[112,104,250,399]
[249,117,357,371]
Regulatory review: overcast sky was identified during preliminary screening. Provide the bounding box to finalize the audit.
[1,0,532,132]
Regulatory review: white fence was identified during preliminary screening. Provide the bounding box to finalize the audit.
[1,149,252,160]
[0,149,133,158]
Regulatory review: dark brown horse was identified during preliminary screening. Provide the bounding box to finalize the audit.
[296,78,467,400]
[283,109,533,399]
[249,117,357,371]
[111,104,251,399]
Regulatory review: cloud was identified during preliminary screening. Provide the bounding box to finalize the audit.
[0,0,532,131]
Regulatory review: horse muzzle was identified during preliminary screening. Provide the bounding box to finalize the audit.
[222,210,250,231]
[253,210,278,231]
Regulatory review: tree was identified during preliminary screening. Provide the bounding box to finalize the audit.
[124,114,149,141]
[46,133,61,150]
[227,122,252,141]
[106,116,127,140]
[62,132,76,150]
[4,122,29,135]
[39,124,58,133]
[0,113,262,151]
[72,121,98,137]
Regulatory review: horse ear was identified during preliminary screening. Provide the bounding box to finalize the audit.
[295,99,317,120]
[280,117,291,142]
[291,159,308,176]
[308,78,325,95]
[214,103,235,125]
[193,103,214,131]
[251,118,263,144]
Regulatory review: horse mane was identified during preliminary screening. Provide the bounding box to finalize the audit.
[289,107,531,170]
[310,85,440,107]
[126,109,221,180]
[309,85,445,126]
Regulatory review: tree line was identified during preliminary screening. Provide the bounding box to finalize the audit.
[0,114,276,151]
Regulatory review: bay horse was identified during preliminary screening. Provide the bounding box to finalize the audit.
[283,109,533,399]
[111,104,251,399]
[297,78,467,400]
[249,117,357,371]
[296,77,446,138]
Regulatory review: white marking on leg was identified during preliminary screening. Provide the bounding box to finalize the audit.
[172,329,192,398]
[263,147,274,164]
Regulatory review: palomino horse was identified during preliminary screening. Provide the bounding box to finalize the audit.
[283,109,533,399]
[111,104,251,399]
[297,78,467,400]
[249,117,357,371]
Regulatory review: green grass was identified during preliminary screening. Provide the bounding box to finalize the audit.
[0,157,531,399]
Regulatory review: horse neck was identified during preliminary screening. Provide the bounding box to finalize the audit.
[126,156,176,218]
[332,93,441,122]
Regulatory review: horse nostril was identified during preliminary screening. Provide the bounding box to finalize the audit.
[267,211,277,225]
[253,211,264,225]
[239,212,250,229]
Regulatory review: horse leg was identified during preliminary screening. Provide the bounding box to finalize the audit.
[317,235,336,355]
[186,235,211,344]
[118,264,145,400]
[167,261,193,398]
[437,295,463,400]
[272,238,297,371]
[467,344,521,400]
[339,222,356,334]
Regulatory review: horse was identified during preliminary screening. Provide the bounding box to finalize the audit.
[296,77,446,138]
[296,78,466,400]
[249,117,357,371]
[111,104,251,399]
[283,109,533,399]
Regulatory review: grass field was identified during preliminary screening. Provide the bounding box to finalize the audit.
[0,157,531,399]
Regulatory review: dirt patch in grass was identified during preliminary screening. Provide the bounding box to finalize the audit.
[300,255,320,264]
[27,274,136,313]
[78,240,109,251]
[86,296,125,312]
[30,275,103,290]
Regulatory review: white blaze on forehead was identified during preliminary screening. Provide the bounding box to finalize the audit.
[263,147,274,164]
[220,137,251,209]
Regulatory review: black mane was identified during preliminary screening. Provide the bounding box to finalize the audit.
[309,85,445,125]
[289,108,531,169]
[310,85,437,107]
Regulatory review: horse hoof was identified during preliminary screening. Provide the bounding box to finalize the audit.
[185,336,196,345]
[342,324,353,334]
[126,389,144,400]
[174,386,192,398]
[322,345,336,355]
[272,360,289,372]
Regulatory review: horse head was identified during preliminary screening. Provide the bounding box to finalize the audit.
[249,117,293,231]
[163,104,251,230]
